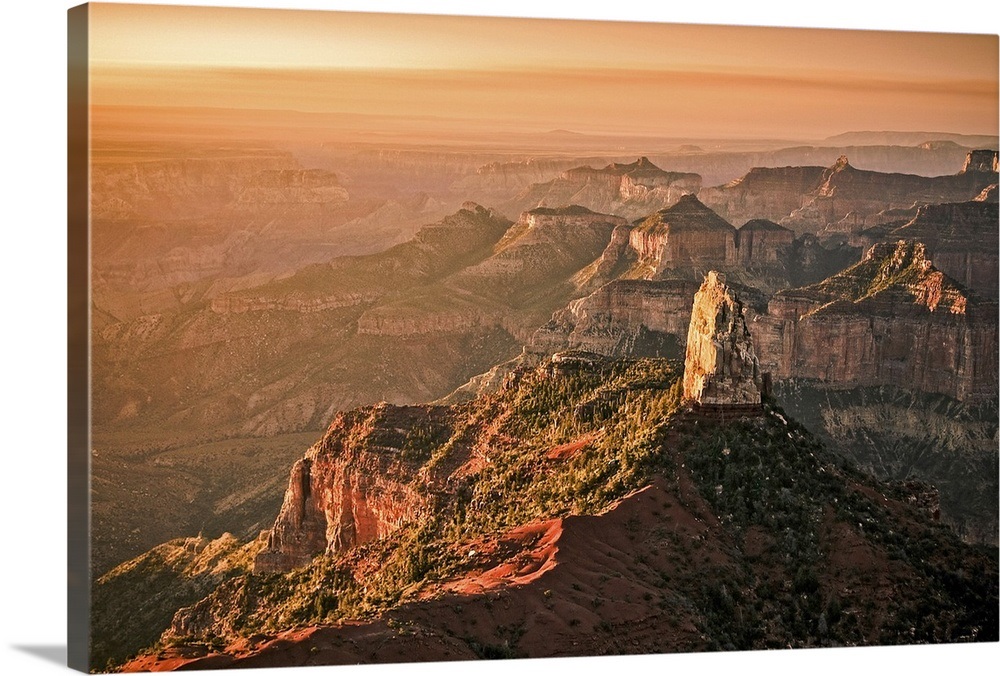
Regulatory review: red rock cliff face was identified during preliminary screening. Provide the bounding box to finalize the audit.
[754,241,998,402]
[520,236,995,404]
[736,219,795,266]
[254,404,451,573]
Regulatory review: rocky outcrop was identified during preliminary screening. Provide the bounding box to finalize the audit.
[254,405,449,573]
[518,205,628,235]
[210,291,378,314]
[682,272,762,407]
[451,157,605,200]
[888,200,999,298]
[451,205,624,298]
[629,195,738,275]
[699,165,826,224]
[961,149,999,174]
[699,152,998,236]
[502,157,701,220]
[754,240,998,401]
[356,303,501,336]
[529,279,699,357]
[735,219,795,266]
[974,184,998,202]
[783,153,998,235]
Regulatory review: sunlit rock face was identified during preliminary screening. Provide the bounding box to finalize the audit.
[753,240,998,402]
[254,404,441,573]
[629,195,738,274]
[682,271,762,406]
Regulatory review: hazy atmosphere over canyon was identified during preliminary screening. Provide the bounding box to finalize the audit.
[66,3,1000,674]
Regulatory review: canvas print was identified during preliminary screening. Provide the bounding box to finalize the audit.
[68,2,999,673]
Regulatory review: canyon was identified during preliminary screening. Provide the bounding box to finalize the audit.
[91,138,999,594]
[86,133,999,673]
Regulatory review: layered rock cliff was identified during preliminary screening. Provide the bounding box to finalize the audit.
[962,149,999,174]
[783,152,998,234]
[735,219,795,267]
[888,199,999,298]
[754,240,998,402]
[682,272,763,407]
[449,205,625,303]
[629,194,738,275]
[502,157,701,220]
[529,279,700,357]
[450,157,607,200]
[90,151,298,221]
[699,165,826,224]
[699,151,998,236]
[254,404,450,573]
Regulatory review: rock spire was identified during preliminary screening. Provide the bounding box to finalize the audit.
[682,271,763,407]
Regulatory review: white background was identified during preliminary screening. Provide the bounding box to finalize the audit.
[1,1,997,674]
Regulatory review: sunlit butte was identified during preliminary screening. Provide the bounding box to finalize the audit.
[87,2,999,140]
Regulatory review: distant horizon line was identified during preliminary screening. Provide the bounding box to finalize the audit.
[89,104,1000,147]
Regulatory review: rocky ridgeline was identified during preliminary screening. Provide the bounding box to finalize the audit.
[699,165,827,225]
[786,152,998,234]
[530,279,699,358]
[682,272,763,408]
[448,205,624,298]
[234,168,349,205]
[91,153,344,221]
[517,233,995,403]
[700,151,998,236]
[888,199,999,298]
[210,290,378,314]
[503,157,701,220]
[355,305,501,336]
[451,157,602,199]
[254,404,443,573]
[754,240,997,402]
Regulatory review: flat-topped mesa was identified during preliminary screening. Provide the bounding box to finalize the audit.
[736,219,795,266]
[520,204,627,231]
[504,157,701,220]
[682,271,763,412]
[629,194,738,273]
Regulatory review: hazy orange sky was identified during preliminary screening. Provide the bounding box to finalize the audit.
[87,2,999,140]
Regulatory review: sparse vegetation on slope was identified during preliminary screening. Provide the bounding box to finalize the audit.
[91,534,264,672]
[103,357,998,671]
